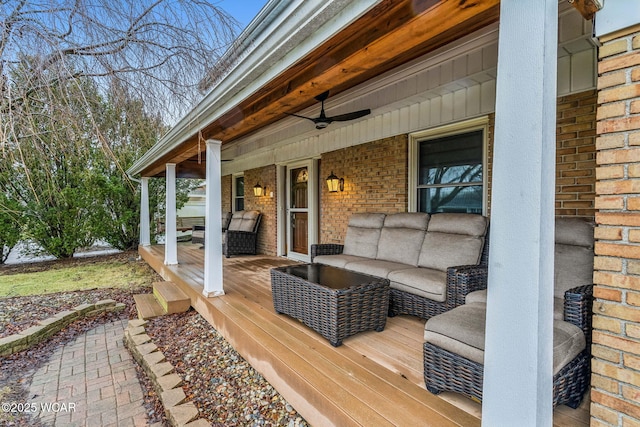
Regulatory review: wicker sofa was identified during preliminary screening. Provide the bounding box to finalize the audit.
[311,212,489,319]
[422,217,594,408]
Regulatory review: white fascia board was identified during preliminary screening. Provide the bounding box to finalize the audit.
[128,0,380,176]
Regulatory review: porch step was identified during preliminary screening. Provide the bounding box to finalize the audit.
[153,281,191,314]
[133,294,166,320]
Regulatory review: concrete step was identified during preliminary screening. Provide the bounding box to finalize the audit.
[133,294,165,320]
[153,281,191,314]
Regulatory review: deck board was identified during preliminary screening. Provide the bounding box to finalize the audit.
[139,244,590,426]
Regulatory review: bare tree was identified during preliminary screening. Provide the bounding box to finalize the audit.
[0,0,240,257]
[1,0,239,122]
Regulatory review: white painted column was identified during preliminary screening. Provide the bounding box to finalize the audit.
[140,177,151,247]
[482,1,557,425]
[203,140,224,297]
[164,163,178,265]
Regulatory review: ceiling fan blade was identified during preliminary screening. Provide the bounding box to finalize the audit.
[285,112,317,122]
[327,109,371,122]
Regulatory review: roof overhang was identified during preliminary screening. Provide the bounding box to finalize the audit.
[128,0,500,178]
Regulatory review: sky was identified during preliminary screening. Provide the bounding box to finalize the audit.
[217,0,270,29]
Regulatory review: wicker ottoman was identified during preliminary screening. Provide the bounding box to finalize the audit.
[271,264,390,347]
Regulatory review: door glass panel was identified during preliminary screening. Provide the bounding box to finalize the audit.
[290,167,308,208]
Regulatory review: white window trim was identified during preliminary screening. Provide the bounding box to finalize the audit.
[408,116,489,215]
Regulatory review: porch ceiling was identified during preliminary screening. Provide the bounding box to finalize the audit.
[141,0,500,179]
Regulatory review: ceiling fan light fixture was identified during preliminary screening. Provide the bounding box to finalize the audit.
[315,121,329,129]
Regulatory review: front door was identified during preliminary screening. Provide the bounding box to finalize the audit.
[286,164,315,261]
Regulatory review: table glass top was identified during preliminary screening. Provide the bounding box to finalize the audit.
[276,263,379,290]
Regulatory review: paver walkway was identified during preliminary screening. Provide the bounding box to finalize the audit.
[28,319,150,426]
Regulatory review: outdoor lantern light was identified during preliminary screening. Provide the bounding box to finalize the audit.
[253,182,264,197]
[326,172,344,192]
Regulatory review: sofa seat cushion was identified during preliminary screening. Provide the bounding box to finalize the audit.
[388,267,448,302]
[424,304,586,374]
[344,259,413,279]
[465,290,565,320]
[192,230,205,240]
[313,254,369,269]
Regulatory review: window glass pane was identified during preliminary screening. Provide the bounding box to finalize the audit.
[235,198,244,211]
[418,185,483,214]
[419,130,483,186]
[236,176,244,196]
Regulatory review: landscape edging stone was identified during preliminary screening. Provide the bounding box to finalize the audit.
[124,319,203,427]
[0,299,125,356]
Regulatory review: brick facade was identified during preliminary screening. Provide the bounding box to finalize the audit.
[319,135,409,244]
[221,174,232,214]
[243,165,277,256]
[556,90,597,218]
[592,28,640,426]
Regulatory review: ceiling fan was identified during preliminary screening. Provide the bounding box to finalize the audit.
[287,90,371,129]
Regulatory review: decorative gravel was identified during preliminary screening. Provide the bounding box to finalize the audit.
[146,311,309,427]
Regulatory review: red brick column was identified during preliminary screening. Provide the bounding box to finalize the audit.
[592,28,640,426]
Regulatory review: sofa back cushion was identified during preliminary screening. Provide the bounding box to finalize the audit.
[343,213,386,258]
[376,213,430,265]
[555,217,594,298]
[228,210,261,232]
[418,213,488,271]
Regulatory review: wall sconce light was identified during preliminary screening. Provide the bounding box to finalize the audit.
[253,182,265,197]
[326,171,344,193]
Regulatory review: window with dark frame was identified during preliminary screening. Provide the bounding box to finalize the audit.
[235,176,244,212]
[417,129,483,214]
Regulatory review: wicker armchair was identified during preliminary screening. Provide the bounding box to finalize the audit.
[223,210,262,258]
[191,212,231,246]
[423,217,594,409]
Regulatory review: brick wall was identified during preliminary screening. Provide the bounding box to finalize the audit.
[319,135,409,243]
[221,174,232,213]
[592,29,640,426]
[244,165,277,255]
[556,90,597,218]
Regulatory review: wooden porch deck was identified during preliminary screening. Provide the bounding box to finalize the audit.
[139,244,590,426]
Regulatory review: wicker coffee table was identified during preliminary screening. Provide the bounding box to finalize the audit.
[270,263,390,346]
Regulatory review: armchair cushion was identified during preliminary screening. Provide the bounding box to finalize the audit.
[418,214,487,272]
[342,213,386,258]
[424,303,586,375]
[228,210,261,232]
[465,290,565,320]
